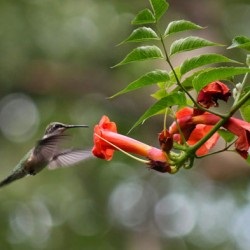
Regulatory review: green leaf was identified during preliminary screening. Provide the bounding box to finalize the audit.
[113,46,164,67]
[180,53,239,76]
[119,27,159,44]
[164,20,204,37]
[131,9,156,25]
[110,70,169,98]
[246,155,250,165]
[130,92,186,131]
[181,74,196,89]
[152,69,181,99]
[193,67,250,92]
[240,91,250,122]
[154,67,183,96]
[179,68,213,90]
[151,88,168,99]
[228,36,250,51]
[218,129,235,143]
[170,36,222,56]
[150,0,169,21]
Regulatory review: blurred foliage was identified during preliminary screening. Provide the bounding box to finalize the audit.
[0,0,250,249]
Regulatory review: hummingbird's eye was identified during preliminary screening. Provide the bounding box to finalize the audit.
[53,124,62,129]
[45,123,64,134]
[52,124,64,131]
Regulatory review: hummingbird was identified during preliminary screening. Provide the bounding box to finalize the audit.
[0,122,92,188]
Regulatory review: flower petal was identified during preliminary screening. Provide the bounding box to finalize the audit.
[92,115,117,160]
[92,126,115,160]
[187,125,220,156]
[197,81,231,108]
[98,115,117,133]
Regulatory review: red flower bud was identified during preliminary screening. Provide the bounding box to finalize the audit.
[158,129,173,153]
[197,81,231,108]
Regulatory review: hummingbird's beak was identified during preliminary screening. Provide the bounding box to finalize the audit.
[65,124,89,129]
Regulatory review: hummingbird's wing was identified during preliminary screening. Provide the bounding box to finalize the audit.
[48,149,92,170]
[34,134,69,161]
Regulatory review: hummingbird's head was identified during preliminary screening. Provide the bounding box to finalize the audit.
[44,122,88,136]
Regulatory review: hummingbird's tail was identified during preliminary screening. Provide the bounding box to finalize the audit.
[0,170,27,188]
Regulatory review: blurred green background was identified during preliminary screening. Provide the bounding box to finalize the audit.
[0,0,250,249]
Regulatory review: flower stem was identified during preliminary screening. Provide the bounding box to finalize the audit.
[163,108,168,132]
[196,140,236,158]
[160,35,197,105]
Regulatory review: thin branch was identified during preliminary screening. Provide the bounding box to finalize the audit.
[195,140,236,159]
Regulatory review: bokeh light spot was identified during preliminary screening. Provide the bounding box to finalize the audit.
[108,180,148,229]
[154,193,196,238]
[0,93,39,142]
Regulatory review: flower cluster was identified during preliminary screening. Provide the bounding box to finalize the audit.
[92,81,250,173]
